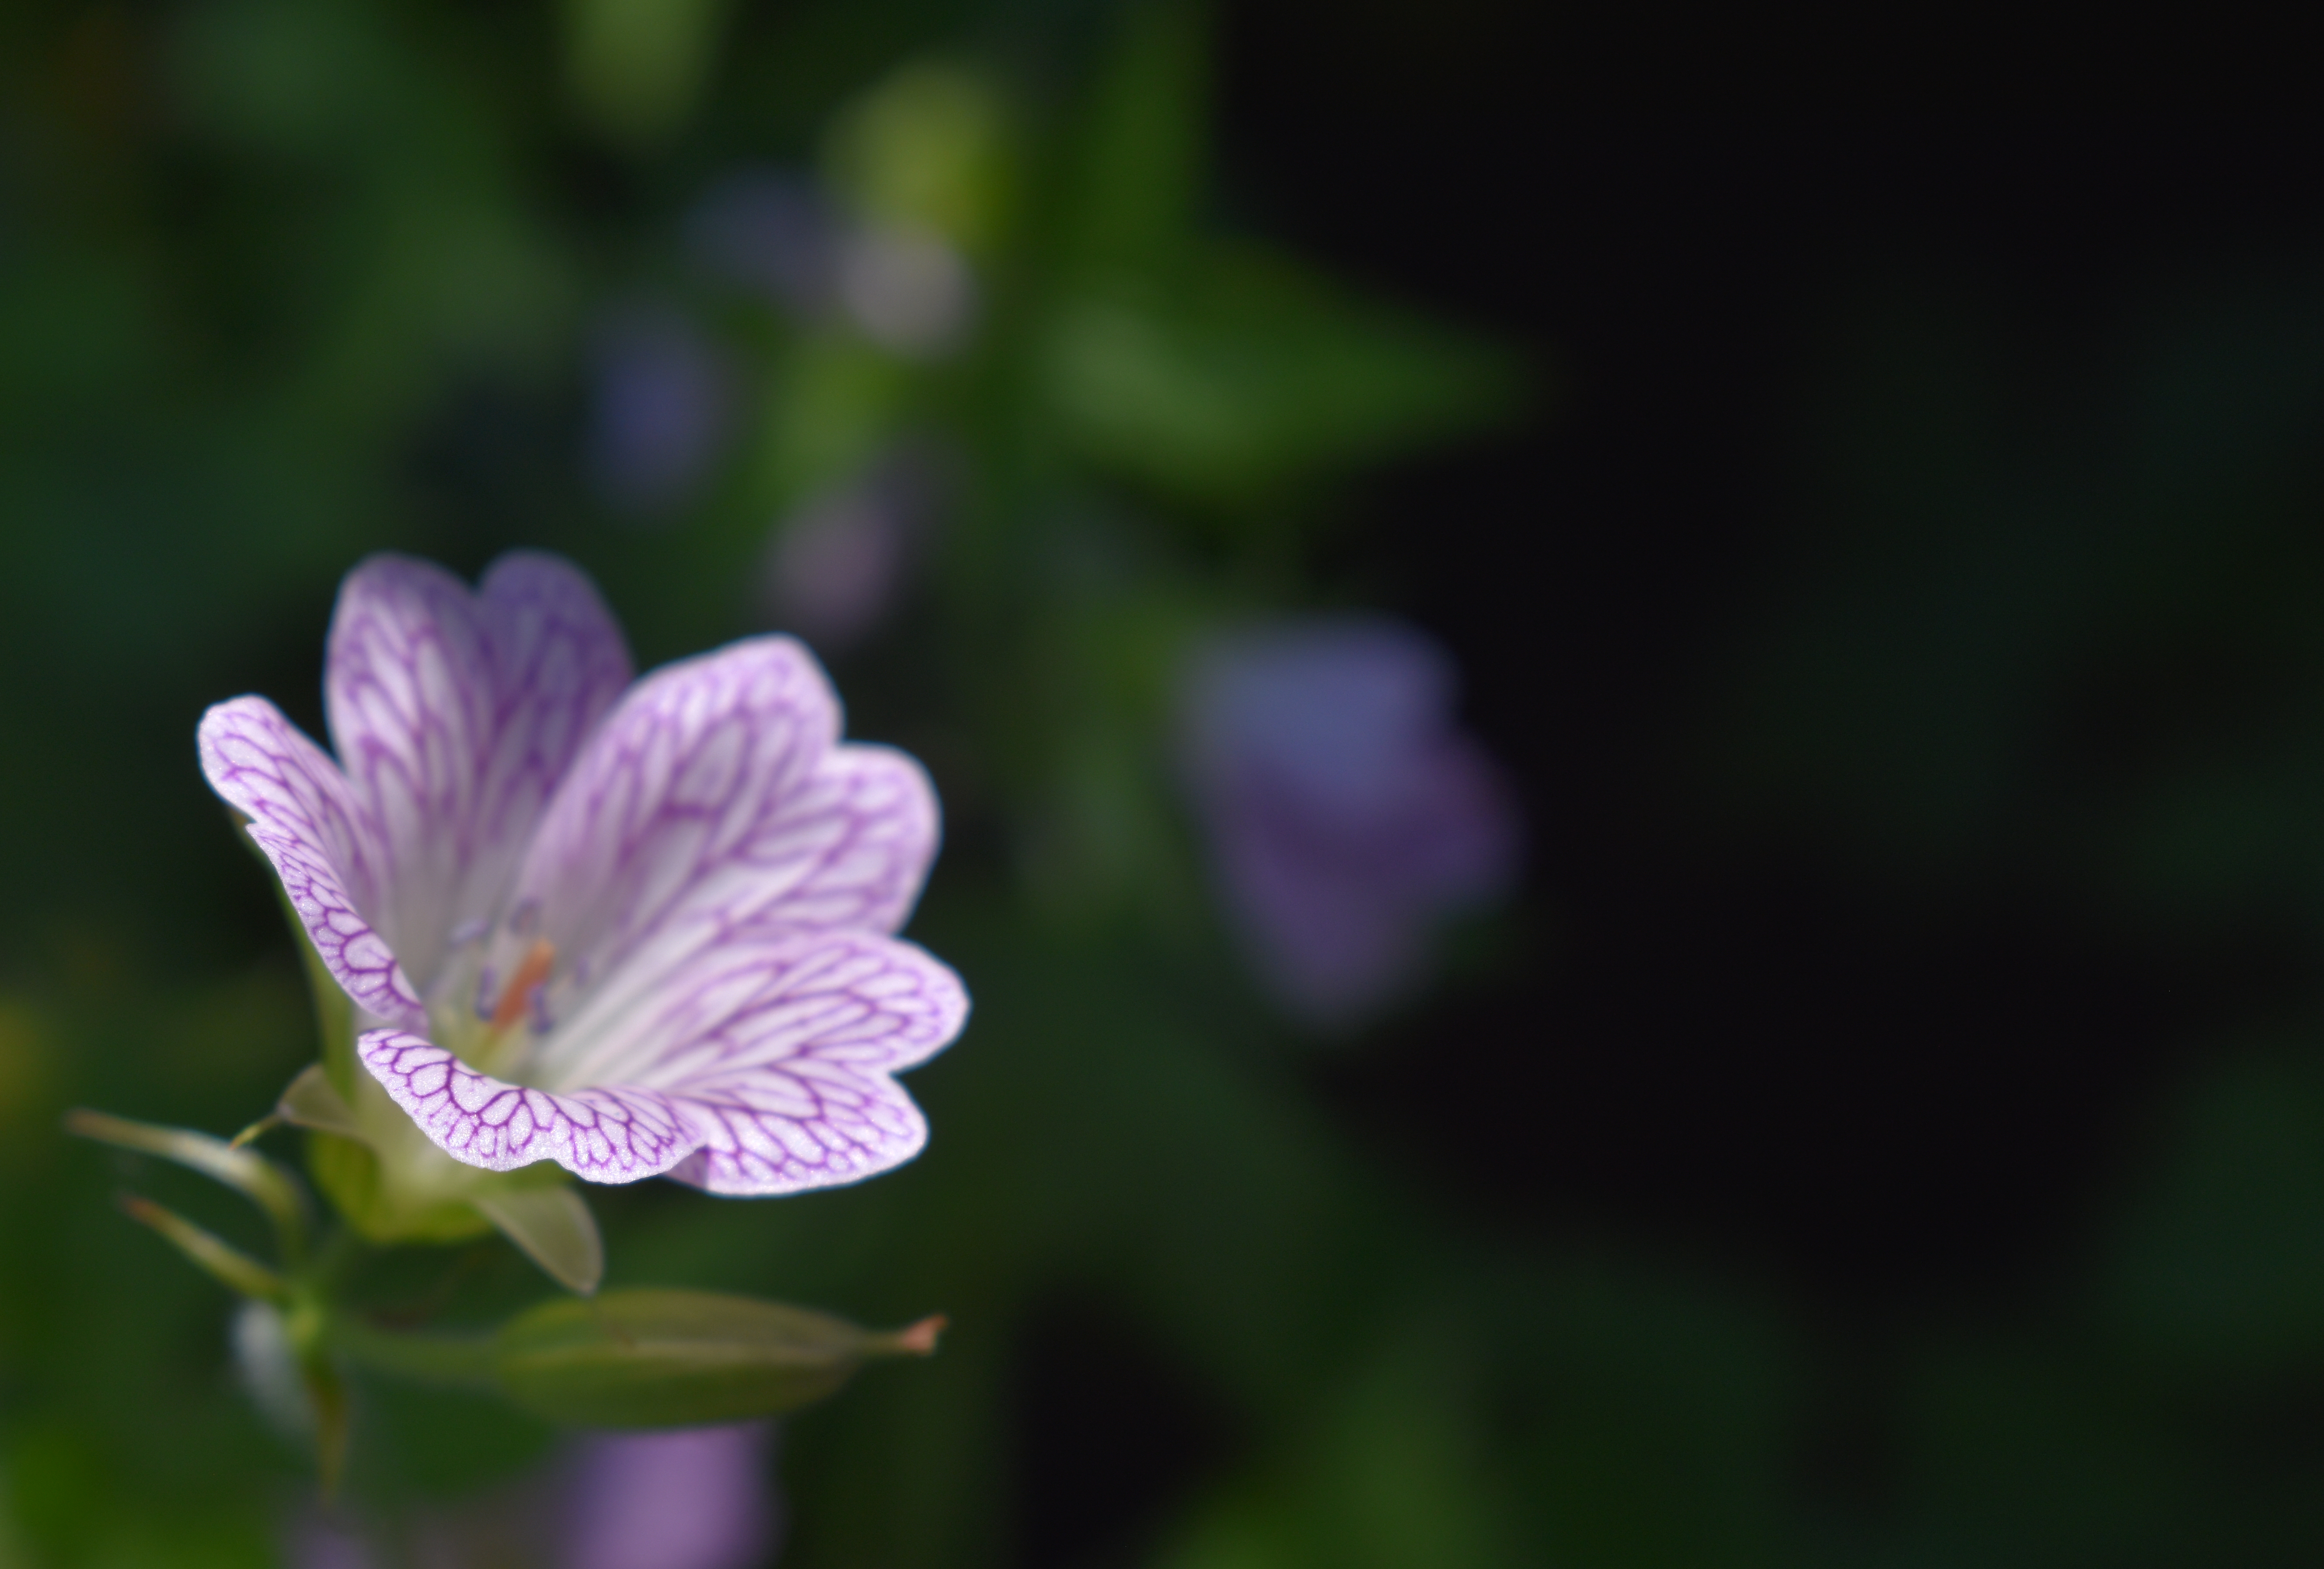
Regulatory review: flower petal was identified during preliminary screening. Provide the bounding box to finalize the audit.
[326,553,632,988]
[358,933,963,1191]
[640,934,968,1197]
[506,638,938,1022]
[199,697,425,1027]
[357,1030,695,1184]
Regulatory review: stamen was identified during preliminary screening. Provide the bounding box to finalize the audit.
[491,938,556,1036]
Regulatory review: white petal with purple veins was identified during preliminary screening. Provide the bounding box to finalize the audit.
[643,932,965,1196]
[502,638,937,1020]
[199,697,425,1028]
[327,553,632,989]
[359,932,965,1192]
[359,1029,696,1184]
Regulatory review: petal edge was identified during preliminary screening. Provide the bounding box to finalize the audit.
[199,698,425,1027]
[357,1029,696,1185]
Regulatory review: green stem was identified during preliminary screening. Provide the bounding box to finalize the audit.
[302,1224,365,1296]
[327,1314,498,1390]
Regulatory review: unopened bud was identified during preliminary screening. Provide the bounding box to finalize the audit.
[492,1288,942,1428]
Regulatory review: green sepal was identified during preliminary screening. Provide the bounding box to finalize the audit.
[65,1107,307,1262]
[306,1128,497,1245]
[278,1063,360,1139]
[287,1061,488,1243]
[119,1193,288,1301]
[491,1289,943,1428]
[473,1184,604,1296]
[281,1061,602,1286]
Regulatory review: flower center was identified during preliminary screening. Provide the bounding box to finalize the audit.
[489,938,558,1038]
[423,922,563,1080]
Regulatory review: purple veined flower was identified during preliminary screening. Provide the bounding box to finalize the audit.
[758,445,942,653]
[1178,617,1521,1028]
[199,553,967,1202]
[586,304,733,518]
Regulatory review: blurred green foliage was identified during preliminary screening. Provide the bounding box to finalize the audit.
[7,1,2324,1567]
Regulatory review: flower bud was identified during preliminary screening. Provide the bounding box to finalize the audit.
[492,1289,942,1428]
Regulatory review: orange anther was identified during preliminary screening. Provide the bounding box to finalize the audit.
[491,938,556,1035]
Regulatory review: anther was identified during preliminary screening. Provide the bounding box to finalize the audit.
[491,938,556,1036]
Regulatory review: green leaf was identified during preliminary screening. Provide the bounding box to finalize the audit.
[564,0,737,149]
[755,332,917,512]
[1045,246,1521,508]
[2104,1041,2324,1372]
[824,62,1014,252]
[492,1289,942,1428]
[1062,0,1208,275]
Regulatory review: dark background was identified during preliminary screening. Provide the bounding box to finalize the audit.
[1220,61,2324,1293]
[11,3,2324,1565]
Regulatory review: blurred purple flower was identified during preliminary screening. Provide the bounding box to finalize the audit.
[290,1513,376,1569]
[1180,618,1521,1027]
[586,305,731,518]
[686,167,973,357]
[759,447,941,652]
[289,1424,778,1569]
[687,170,841,316]
[563,1424,778,1569]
